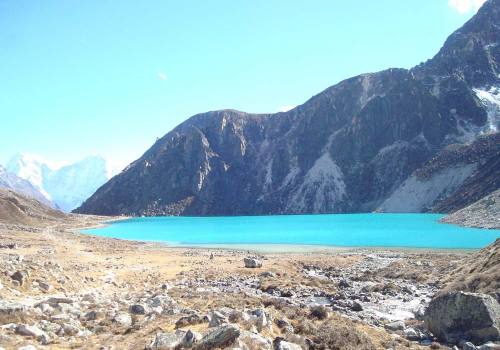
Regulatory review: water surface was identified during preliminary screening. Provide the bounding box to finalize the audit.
[82,214,500,250]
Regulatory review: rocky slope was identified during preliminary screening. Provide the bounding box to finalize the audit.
[0,188,66,226]
[7,154,111,212]
[441,238,500,299]
[441,189,500,229]
[0,165,54,208]
[76,0,500,217]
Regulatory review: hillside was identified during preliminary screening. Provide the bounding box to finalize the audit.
[441,238,500,297]
[76,0,500,217]
[0,188,66,226]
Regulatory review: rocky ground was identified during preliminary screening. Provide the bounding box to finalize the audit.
[2,214,498,350]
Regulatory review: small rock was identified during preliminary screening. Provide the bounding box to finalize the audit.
[113,312,132,328]
[37,281,52,292]
[273,337,302,350]
[209,311,228,327]
[129,304,149,315]
[46,297,73,305]
[275,318,294,334]
[61,322,80,336]
[351,301,363,312]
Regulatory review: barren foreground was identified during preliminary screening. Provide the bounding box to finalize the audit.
[0,213,489,350]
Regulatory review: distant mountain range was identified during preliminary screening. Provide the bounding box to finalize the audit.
[76,0,498,216]
[0,165,53,207]
[2,154,111,212]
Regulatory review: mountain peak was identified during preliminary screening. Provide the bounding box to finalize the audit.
[414,0,500,87]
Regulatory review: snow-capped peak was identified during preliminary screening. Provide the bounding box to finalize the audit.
[5,153,112,212]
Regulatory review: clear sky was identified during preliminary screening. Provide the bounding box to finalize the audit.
[0,0,486,171]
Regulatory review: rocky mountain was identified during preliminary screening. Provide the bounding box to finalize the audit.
[7,154,110,212]
[76,0,500,217]
[0,188,66,226]
[0,165,54,208]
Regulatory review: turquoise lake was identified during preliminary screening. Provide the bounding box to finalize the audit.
[82,214,500,249]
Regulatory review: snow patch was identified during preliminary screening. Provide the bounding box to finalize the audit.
[378,163,477,212]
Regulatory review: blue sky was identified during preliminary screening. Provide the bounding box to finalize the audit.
[0,0,485,171]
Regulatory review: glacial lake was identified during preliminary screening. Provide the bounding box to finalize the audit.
[82,214,500,250]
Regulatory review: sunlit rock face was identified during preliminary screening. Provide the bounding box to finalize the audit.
[76,0,500,216]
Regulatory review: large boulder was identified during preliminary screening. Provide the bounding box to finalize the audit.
[424,291,500,344]
[195,324,240,349]
[244,258,262,268]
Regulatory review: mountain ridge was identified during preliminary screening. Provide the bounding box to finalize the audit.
[76,0,500,217]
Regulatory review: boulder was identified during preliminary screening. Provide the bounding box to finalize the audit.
[351,301,363,312]
[195,324,240,349]
[385,320,405,331]
[403,327,421,341]
[113,312,132,328]
[16,324,46,338]
[424,292,500,344]
[274,318,294,334]
[11,271,28,286]
[181,329,202,348]
[273,337,302,350]
[176,313,204,328]
[244,258,262,268]
[147,332,181,350]
[239,330,272,350]
[208,311,228,327]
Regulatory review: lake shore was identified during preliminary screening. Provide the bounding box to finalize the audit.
[1,214,484,349]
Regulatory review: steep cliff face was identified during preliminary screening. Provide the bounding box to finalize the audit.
[76,0,500,216]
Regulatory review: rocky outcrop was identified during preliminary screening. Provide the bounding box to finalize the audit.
[76,1,500,217]
[424,291,500,344]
